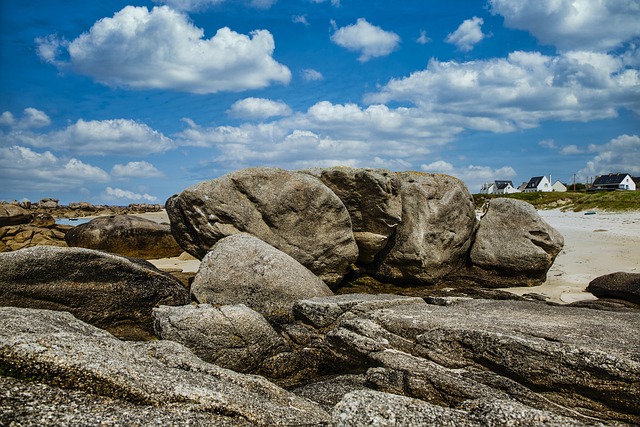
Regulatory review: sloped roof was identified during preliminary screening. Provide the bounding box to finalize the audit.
[525,176,544,189]
[592,173,630,186]
[495,180,513,190]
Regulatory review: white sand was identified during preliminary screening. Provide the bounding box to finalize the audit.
[142,209,640,303]
[500,209,640,303]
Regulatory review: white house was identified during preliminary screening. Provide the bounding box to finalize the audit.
[589,173,637,191]
[523,176,552,192]
[479,180,519,195]
[552,180,567,192]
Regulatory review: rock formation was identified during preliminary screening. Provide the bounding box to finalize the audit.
[467,198,564,286]
[190,234,333,323]
[587,272,640,304]
[166,167,359,286]
[65,214,183,259]
[0,246,189,339]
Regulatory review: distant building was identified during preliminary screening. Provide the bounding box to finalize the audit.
[523,176,552,192]
[551,180,567,192]
[479,180,518,195]
[588,173,636,192]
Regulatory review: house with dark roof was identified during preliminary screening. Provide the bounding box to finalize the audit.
[479,180,518,194]
[588,173,636,192]
[523,176,552,192]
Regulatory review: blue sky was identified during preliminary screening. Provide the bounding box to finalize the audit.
[1,0,639,205]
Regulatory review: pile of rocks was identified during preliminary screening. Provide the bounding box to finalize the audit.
[1,167,637,425]
[0,203,69,252]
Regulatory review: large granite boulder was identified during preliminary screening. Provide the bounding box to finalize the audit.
[153,303,290,372]
[191,234,333,323]
[468,198,564,286]
[0,246,189,339]
[301,167,402,264]
[65,214,183,259]
[587,272,640,304]
[166,167,359,286]
[0,307,331,426]
[0,204,32,226]
[374,172,477,284]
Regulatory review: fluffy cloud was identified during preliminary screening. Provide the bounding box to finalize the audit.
[3,116,174,156]
[37,6,291,93]
[111,161,164,178]
[104,187,158,203]
[417,30,431,45]
[0,146,109,192]
[445,17,485,52]
[292,15,309,26]
[489,0,640,52]
[421,160,517,192]
[227,98,292,120]
[331,18,400,62]
[366,50,640,130]
[153,0,276,11]
[559,144,584,155]
[578,134,640,179]
[0,108,51,130]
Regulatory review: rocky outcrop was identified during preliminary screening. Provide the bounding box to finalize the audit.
[302,167,402,264]
[0,246,189,340]
[587,272,640,304]
[467,198,564,286]
[166,167,359,286]
[0,204,32,226]
[374,172,476,284]
[0,307,331,426]
[0,223,69,252]
[153,303,290,373]
[190,234,333,323]
[65,214,183,259]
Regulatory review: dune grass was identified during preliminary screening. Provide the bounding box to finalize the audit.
[473,190,640,212]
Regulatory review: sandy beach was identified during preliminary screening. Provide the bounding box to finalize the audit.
[140,209,640,304]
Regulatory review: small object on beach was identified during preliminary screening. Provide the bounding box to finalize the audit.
[584,211,596,215]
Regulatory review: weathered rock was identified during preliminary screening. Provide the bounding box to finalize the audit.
[587,272,640,304]
[166,167,358,286]
[332,390,601,426]
[1,376,251,427]
[38,198,59,209]
[301,167,402,264]
[0,204,32,226]
[324,298,640,424]
[374,172,477,284]
[31,212,56,227]
[65,214,183,259]
[0,307,331,426]
[293,293,426,329]
[468,198,564,287]
[153,303,290,372]
[0,224,68,252]
[0,246,189,339]
[191,234,333,323]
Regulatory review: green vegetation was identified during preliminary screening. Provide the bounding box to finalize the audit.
[473,190,640,212]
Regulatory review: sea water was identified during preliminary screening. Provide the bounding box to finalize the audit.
[55,217,93,226]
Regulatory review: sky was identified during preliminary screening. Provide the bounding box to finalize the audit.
[1,0,639,205]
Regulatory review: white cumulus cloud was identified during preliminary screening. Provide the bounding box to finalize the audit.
[0,146,109,192]
[366,50,640,130]
[445,17,486,52]
[489,0,640,52]
[331,18,400,62]
[0,108,51,130]
[302,69,324,81]
[578,134,640,179]
[104,187,158,203]
[36,6,291,94]
[111,161,164,178]
[227,98,292,120]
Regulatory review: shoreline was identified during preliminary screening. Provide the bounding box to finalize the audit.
[139,209,640,304]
